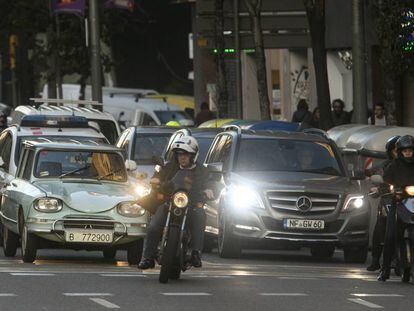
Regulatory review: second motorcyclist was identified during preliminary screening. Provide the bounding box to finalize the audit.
[137,135,214,270]
[378,135,414,281]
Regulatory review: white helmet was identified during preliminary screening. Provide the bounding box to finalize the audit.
[172,135,199,163]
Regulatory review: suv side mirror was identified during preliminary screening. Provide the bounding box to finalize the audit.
[206,162,223,174]
[125,159,137,171]
[370,174,384,185]
[350,169,365,180]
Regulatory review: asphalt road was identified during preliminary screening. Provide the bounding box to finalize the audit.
[0,248,412,311]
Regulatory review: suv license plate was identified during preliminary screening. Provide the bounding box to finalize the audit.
[283,219,325,230]
[65,231,113,243]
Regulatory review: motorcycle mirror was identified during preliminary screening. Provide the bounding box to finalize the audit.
[370,174,384,185]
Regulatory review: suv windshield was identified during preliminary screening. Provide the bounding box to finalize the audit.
[34,150,127,181]
[235,139,342,176]
[133,134,171,164]
[155,111,191,124]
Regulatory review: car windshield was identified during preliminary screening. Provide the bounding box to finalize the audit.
[155,111,191,124]
[91,119,118,144]
[15,136,108,166]
[235,139,342,176]
[133,134,171,164]
[34,150,127,181]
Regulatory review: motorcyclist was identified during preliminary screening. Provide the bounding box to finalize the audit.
[137,135,214,270]
[378,135,414,281]
[366,135,399,271]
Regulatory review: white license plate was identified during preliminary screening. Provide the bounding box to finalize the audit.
[283,219,325,230]
[65,231,113,243]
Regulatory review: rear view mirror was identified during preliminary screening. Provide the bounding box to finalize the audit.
[125,160,137,171]
[370,174,384,185]
[206,162,223,174]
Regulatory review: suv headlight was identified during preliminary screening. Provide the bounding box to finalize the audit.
[34,198,63,213]
[173,192,189,208]
[135,183,151,197]
[342,195,365,211]
[228,185,264,209]
[118,202,146,217]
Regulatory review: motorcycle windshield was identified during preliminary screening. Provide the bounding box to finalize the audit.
[403,198,414,213]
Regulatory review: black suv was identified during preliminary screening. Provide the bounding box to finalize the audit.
[204,127,368,262]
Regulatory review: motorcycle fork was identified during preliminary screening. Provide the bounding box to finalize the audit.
[178,210,189,264]
[159,204,172,258]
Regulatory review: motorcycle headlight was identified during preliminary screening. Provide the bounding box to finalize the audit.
[342,195,365,211]
[405,186,414,196]
[117,202,146,217]
[135,183,151,197]
[228,185,264,209]
[34,198,63,213]
[173,192,189,208]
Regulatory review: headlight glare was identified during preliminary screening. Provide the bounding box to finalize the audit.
[405,186,414,196]
[118,202,146,217]
[34,198,62,213]
[343,195,365,211]
[173,192,189,208]
[135,183,151,197]
[228,185,264,209]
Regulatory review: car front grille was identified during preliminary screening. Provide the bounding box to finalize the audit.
[63,216,115,230]
[266,191,340,215]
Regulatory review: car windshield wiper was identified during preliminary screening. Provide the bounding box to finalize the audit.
[298,167,340,176]
[98,169,123,180]
[59,165,90,178]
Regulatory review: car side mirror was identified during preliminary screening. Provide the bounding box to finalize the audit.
[206,162,223,174]
[125,159,137,171]
[370,174,384,185]
[350,169,365,180]
[152,156,165,167]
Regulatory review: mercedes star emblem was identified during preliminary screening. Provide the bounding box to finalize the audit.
[296,196,312,212]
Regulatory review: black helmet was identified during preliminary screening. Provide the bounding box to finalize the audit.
[385,135,400,158]
[396,135,414,162]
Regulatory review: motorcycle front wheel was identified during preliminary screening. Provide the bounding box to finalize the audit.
[159,226,181,283]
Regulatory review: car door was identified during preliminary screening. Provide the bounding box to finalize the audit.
[0,131,14,189]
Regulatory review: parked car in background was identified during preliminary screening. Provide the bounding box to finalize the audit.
[1,140,148,264]
[204,127,369,262]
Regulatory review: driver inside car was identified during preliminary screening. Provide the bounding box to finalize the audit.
[138,135,215,270]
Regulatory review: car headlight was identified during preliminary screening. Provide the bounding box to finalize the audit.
[135,183,151,197]
[34,198,63,213]
[405,186,414,196]
[228,185,264,209]
[117,202,146,217]
[173,192,189,208]
[343,195,365,211]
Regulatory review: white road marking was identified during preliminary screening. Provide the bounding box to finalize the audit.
[279,277,319,280]
[191,275,234,279]
[351,294,403,297]
[63,293,113,297]
[0,294,17,297]
[161,293,212,296]
[10,273,55,276]
[260,293,308,296]
[100,274,146,277]
[90,298,120,309]
[348,298,383,309]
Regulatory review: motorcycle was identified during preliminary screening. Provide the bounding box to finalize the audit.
[370,175,414,283]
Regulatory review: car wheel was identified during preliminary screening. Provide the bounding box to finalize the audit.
[103,249,117,260]
[310,244,335,259]
[3,225,18,257]
[218,210,241,258]
[343,245,368,264]
[21,225,37,263]
[127,239,143,265]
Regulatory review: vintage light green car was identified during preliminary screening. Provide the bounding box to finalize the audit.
[0,139,149,264]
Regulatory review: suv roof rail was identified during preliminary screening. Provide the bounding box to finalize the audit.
[222,124,242,135]
[302,128,329,139]
[30,98,103,108]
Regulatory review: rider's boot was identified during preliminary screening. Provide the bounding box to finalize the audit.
[138,258,155,270]
[191,250,202,268]
[377,267,390,281]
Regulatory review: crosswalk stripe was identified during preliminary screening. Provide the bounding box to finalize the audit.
[0,294,17,297]
[64,293,113,297]
[161,293,211,296]
[10,273,55,276]
[90,298,120,309]
[351,294,403,297]
[260,293,308,296]
[348,298,383,309]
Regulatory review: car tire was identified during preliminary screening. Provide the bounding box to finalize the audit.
[310,245,335,259]
[103,249,117,260]
[127,239,143,265]
[21,225,37,263]
[3,225,18,257]
[218,210,241,259]
[343,245,368,264]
